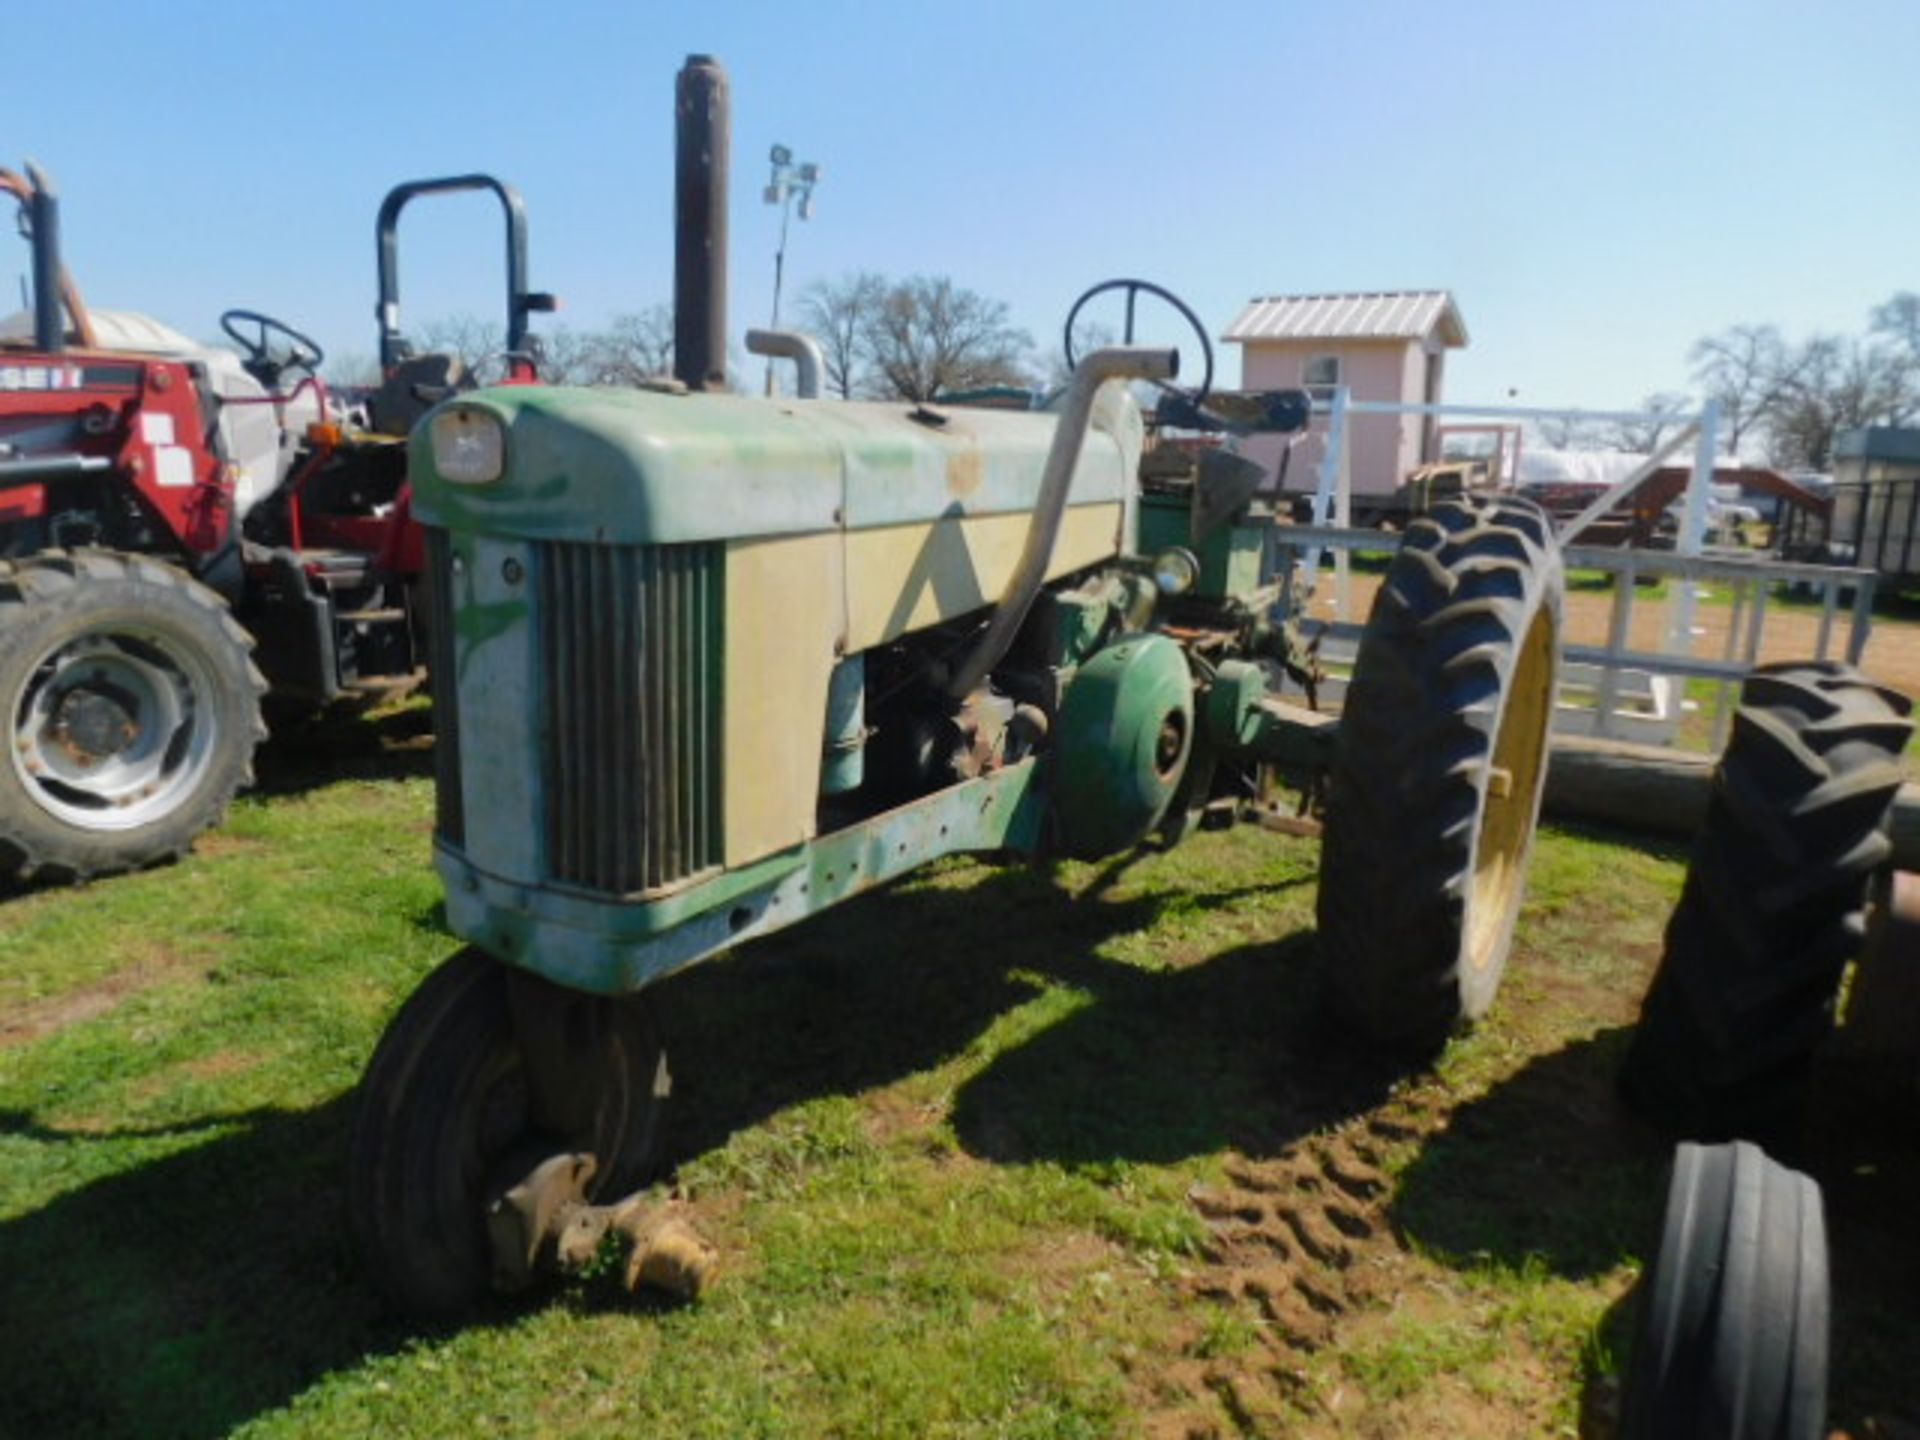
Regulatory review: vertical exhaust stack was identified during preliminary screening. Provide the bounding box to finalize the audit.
[674,54,730,392]
[25,163,63,354]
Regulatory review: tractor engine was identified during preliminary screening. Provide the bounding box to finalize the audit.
[411,377,1175,988]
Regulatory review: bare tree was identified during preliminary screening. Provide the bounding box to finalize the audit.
[1871,291,1920,359]
[1531,413,1607,450]
[587,306,676,383]
[800,272,885,399]
[415,313,505,373]
[1689,324,1802,454]
[1608,392,1694,454]
[1764,334,1917,469]
[861,276,1033,402]
[530,326,603,385]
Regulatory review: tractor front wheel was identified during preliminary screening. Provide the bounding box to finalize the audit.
[349,948,672,1318]
[1315,495,1563,1054]
[0,550,264,883]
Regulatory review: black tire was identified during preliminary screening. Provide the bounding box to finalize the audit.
[349,948,671,1318]
[1619,1140,1828,1440]
[0,550,265,883]
[1620,662,1911,1141]
[1317,495,1563,1053]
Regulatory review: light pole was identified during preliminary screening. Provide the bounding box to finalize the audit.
[763,143,820,394]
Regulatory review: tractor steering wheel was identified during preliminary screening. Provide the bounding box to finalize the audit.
[219,308,325,386]
[1062,278,1214,407]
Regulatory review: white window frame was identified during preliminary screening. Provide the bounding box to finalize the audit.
[1302,353,1341,404]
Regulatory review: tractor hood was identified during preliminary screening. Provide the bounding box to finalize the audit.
[409,382,1144,546]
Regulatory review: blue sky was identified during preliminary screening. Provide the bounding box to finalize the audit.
[7,0,1916,407]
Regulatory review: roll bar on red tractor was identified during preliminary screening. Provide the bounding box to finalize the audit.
[374,174,557,381]
[1,160,98,352]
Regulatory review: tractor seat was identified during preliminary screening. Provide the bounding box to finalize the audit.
[368,352,467,437]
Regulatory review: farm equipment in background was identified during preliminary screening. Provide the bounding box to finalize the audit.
[0,164,553,882]
[347,56,1567,1317]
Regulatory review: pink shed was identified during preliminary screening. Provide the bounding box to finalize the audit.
[1222,291,1468,498]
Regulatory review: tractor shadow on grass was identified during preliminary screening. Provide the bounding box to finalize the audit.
[0,1096,452,1440]
[642,853,1377,1183]
[1391,1026,1667,1282]
[250,697,436,796]
[0,857,1326,1437]
[652,859,1340,1167]
[944,926,1404,1168]
[0,839,1435,1438]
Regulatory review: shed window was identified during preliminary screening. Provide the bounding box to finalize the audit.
[1302,354,1341,404]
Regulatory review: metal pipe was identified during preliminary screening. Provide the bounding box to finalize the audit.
[1335,398,1708,426]
[946,345,1175,700]
[23,162,61,353]
[674,54,730,392]
[0,454,112,482]
[745,329,824,399]
[1667,398,1721,658]
[1847,576,1875,666]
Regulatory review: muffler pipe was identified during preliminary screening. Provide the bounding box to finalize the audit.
[745,329,825,399]
[946,346,1176,700]
[24,162,62,353]
[673,55,730,392]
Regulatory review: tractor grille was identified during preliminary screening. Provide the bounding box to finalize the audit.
[424,529,464,847]
[538,540,724,894]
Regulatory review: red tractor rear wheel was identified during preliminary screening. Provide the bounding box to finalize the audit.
[0,550,264,882]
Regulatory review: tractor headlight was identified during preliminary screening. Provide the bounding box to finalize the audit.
[430,406,505,484]
[1151,547,1200,596]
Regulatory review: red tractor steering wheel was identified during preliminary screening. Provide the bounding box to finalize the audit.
[220,308,325,387]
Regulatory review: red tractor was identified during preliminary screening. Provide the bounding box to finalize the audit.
[0,163,553,882]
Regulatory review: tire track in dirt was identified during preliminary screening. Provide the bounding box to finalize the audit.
[1148,1097,1440,1437]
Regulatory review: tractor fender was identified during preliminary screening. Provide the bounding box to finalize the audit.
[1050,632,1193,858]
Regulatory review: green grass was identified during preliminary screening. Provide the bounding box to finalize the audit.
[0,725,1911,1437]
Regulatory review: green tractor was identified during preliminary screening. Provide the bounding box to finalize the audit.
[347,58,1566,1317]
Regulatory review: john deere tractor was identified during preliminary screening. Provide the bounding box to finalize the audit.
[347,56,1565,1316]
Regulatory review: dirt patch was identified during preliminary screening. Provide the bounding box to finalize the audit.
[189,834,265,859]
[0,946,201,1051]
[859,1086,942,1145]
[1141,1099,1437,1436]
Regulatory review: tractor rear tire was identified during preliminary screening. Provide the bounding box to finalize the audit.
[349,947,672,1319]
[1619,1140,1828,1440]
[1619,662,1911,1141]
[0,550,265,883]
[1316,495,1563,1054]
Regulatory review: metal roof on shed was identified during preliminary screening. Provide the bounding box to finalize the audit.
[1222,290,1467,347]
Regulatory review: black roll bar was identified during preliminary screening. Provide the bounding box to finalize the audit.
[374,174,553,372]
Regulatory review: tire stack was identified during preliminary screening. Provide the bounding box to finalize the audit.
[1619,661,1912,1141]
[1617,661,1912,1440]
